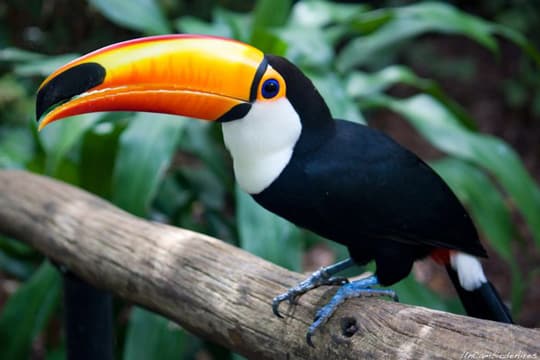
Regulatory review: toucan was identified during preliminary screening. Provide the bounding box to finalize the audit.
[36,34,513,345]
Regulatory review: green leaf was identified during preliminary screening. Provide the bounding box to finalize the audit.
[14,54,79,77]
[0,250,37,280]
[0,75,27,106]
[492,24,540,65]
[431,158,515,261]
[46,346,66,360]
[0,236,35,259]
[89,0,170,35]
[213,7,252,42]
[112,113,187,216]
[123,307,185,360]
[176,121,232,187]
[250,0,292,53]
[0,262,61,360]
[79,118,125,199]
[0,234,38,280]
[337,2,499,71]
[347,66,476,129]
[250,28,288,56]
[252,0,291,30]
[175,16,232,38]
[0,126,35,169]
[39,113,103,176]
[373,94,540,248]
[0,47,46,62]
[178,166,225,211]
[277,26,333,68]
[290,1,368,28]
[236,187,302,271]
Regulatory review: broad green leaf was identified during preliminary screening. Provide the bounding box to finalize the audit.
[0,235,38,281]
[176,7,250,42]
[347,66,476,129]
[39,113,103,175]
[14,54,79,77]
[178,166,225,210]
[0,262,61,360]
[337,2,499,71]
[0,47,46,62]
[153,175,191,218]
[213,7,252,42]
[79,118,125,199]
[46,347,66,360]
[89,0,170,35]
[278,25,333,68]
[112,113,187,216]
[0,126,35,168]
[290,1,368,28]
[252,0,291,30]
[374,94,540,247]
[0,75,26,106]
[0,75,33,126]
[250,0,291,53]
[431,158,515,261]
[492,24,540,65]
[175,16,232,38]
[0,250,36,280]
[123,307,185,360]
[345,9,393,36]
[236,187,302,271]
[232,353,247,360]
[176,121,232,187]
[250,28,288,56]
[0,236,35,259]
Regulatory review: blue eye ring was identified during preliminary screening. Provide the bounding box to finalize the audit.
[261,79,280,99]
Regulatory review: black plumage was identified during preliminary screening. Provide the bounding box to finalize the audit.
[254,56,486,286]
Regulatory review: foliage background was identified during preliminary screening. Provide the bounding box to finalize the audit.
[0,0,539,359]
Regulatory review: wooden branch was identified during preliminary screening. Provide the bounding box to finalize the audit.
[0,170,538,359]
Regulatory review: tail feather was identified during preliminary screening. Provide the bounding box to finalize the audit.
[445,264,513,323]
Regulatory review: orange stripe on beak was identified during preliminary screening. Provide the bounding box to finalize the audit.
[37,35,266,129]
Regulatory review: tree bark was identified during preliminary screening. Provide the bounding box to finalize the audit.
[0,170,538,359]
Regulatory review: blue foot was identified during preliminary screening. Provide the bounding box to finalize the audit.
[272,259,354,318]
[306,275,398,347]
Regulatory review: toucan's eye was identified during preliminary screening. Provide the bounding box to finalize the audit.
[261,79,280,99]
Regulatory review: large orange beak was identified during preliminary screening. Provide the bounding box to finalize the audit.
[36,34,267,130]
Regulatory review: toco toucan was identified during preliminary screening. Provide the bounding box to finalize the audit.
[36,34,513,345]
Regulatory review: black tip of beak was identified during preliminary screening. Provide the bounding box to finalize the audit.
[36,62,106,121]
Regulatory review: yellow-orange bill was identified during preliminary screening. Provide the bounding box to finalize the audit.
[37,34,266,129]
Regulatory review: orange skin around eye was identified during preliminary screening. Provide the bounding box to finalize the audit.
[256,66,287,102]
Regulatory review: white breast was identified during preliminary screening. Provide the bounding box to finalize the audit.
[221,98,302,194]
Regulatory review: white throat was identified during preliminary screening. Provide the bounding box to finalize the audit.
[221,98,302,194]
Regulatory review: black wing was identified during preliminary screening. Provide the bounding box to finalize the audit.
[302,120,486,257]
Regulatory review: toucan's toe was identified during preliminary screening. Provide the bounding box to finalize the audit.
[272,268,350,318]
[304,275,398,346]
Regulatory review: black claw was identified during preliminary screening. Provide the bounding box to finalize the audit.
[272,299,284,318]
[306,332,315,348]
[272,291,300,318]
